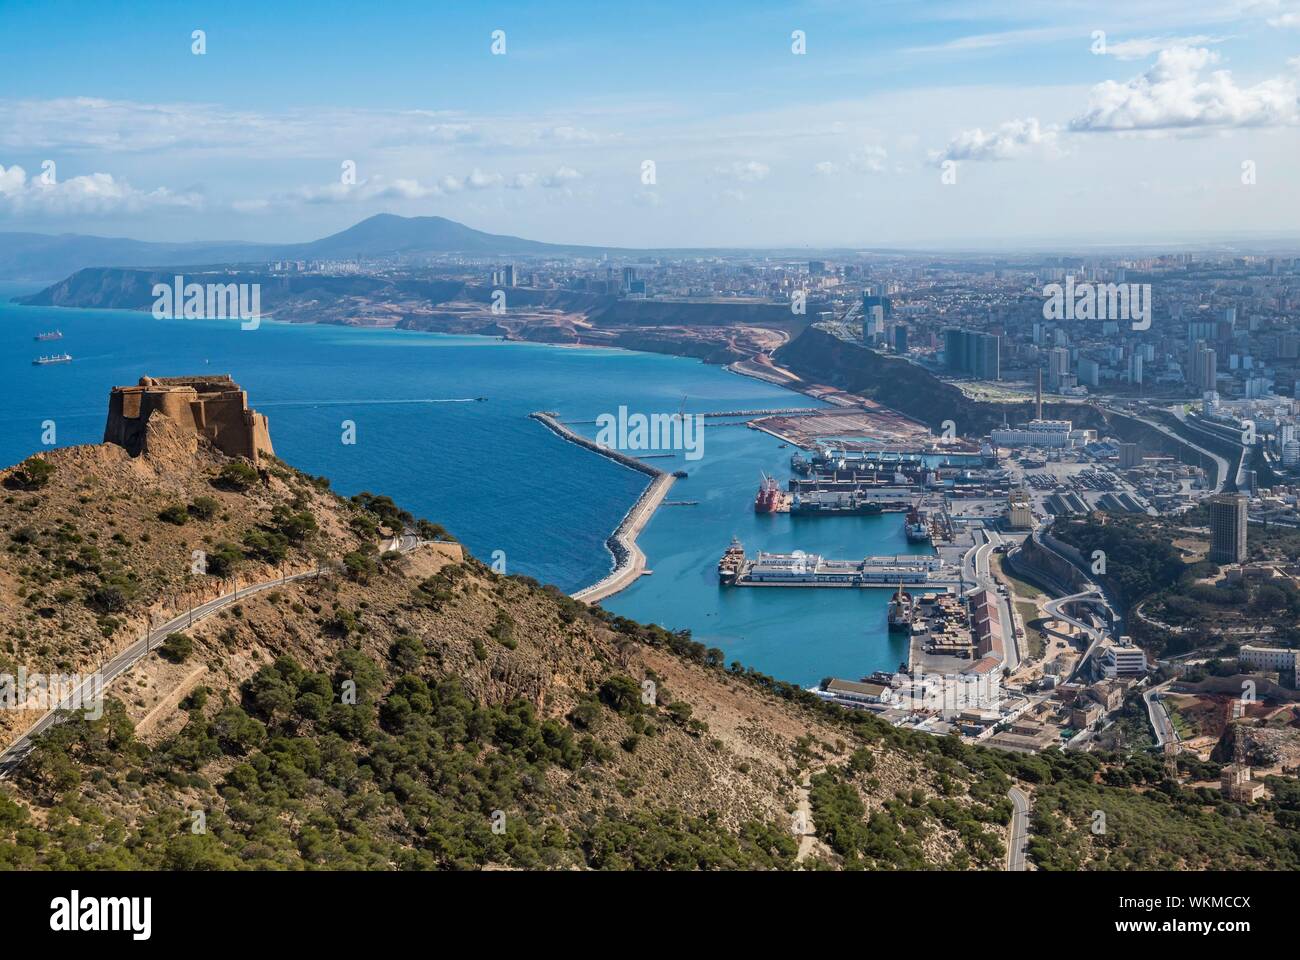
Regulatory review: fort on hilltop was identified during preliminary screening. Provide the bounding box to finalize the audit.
[104,375,274,465]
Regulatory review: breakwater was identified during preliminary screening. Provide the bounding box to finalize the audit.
[529,412,676,603]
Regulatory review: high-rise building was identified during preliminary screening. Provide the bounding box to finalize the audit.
[1118,443,1140,469]
[1208,493,1248,565]
[943,328,999,380]
[892,324,909,355]
[1190,341,1217,392]
[1127,352,1143,385]
[1048,347,1070,389]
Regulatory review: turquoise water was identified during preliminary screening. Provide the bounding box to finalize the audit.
[1,282,919,685]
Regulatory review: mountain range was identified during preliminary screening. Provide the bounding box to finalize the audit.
[0,214,617,280]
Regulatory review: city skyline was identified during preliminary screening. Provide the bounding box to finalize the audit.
[2,0,1300,248]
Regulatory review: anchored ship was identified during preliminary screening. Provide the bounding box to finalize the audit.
[717,538,746,584]
[32,353,72,365]
[34,330,63,341]
[887,583,916,632]
[753,473,783,513]
[904,505,931,543]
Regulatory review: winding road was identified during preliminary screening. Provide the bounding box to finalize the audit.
[0,537,420,780]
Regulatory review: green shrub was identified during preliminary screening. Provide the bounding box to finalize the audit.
[215,461,259,492]
[187,496,220,520]
[158,504,190,525]
[159,632,194,663]
[7,456,54,490]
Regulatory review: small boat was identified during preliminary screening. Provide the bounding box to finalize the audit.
[33,353,72,365]
[34,330,63,341]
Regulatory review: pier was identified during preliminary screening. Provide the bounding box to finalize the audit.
[719,542,960,590]
[529,412,676,604]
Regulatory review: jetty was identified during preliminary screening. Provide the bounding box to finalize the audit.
[529,412,676,604]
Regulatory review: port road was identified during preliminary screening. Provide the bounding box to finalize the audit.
[0,537,420,779]
[961,528,1020,672]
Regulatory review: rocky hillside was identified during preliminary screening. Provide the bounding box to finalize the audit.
[0,397,1019,870]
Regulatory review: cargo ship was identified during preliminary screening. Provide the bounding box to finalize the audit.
[887,584,915,632]
[34,330,63,341]
[904,505,931,543]
[32,353,72,365]
[717,538,746,584]
[790,491,884,516]
[754,473,783,513]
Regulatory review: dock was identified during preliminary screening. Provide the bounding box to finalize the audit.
[719,543,959,589]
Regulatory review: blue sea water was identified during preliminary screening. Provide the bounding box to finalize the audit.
[1,281,918,685]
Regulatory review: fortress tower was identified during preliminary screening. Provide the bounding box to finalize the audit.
[104,375,274,465]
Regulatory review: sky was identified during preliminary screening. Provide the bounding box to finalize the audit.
[1,0,1299,249]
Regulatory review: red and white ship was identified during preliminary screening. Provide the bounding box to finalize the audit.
[754,473,782,513]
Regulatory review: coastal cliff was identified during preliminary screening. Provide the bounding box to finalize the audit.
[775,325,1107,435]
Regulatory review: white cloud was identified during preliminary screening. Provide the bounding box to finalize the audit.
[714,160,770,182]
[1268,12,1300,27]
[540,166,582,187]
[1103,35,1226,59]
[813,145,888,176]
[1070,46,1300,131]
[905,26,1074,55]
[242,166,583,209]
[0,96,616,159]
[930,118,1058,164]
[0,162,200,215]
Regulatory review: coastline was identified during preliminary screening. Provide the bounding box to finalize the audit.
[529,411,677,604]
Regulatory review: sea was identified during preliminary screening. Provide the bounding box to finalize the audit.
[1,281,924,686]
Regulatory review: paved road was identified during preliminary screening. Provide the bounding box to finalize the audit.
[961,528,1020,672]
[0,537,419,780]
[1143,681,1178,750]
[1007,786,1030,871]
[1117,406,1230,495]
[1043,589,1112,682]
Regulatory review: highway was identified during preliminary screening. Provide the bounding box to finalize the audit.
[1110,405,1231,495]
[1006,786,1030,871]
[1043,589,1110,682]
[0,536,420,780]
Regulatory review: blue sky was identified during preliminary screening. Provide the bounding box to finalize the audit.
[2,0,1299,247]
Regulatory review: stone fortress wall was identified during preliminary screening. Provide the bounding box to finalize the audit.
[104,375,274,465]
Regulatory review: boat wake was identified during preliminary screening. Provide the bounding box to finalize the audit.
[258,397,484,408]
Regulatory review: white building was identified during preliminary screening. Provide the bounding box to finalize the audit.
[1099,642,1148,679]
[1239,645,1300,675]
[991,419,1078,449]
